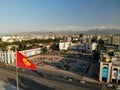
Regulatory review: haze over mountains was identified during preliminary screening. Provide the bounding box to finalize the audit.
[81,28,120,35]
[1,27,120,35]
[21,27,120,35]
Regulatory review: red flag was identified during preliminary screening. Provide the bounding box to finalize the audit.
[16,51,36,70]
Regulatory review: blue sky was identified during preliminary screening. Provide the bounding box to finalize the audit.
[0,0,120,33]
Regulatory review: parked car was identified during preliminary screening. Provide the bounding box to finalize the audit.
[80,80,85,83]
[116,85,120,90]
[68,78,73,81]
[106,83,113,88]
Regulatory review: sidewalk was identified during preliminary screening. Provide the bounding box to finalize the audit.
[0,80,16,90]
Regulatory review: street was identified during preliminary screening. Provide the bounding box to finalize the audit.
[0,64,115,90]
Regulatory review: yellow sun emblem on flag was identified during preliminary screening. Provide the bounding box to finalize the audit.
[22,58,31,67]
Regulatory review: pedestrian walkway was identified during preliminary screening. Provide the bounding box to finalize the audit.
[0,80,16,90]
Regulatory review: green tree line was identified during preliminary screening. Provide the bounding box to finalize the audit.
[0,38,60,51]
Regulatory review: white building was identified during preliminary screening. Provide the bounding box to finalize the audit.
[91,42,98,51]
[59,42,72,50]
[82,43,97,53]
[99,57,120,83]
[1,35,25,42]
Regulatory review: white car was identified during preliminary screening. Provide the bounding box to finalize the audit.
[106,83,113,88]
[68,78,73,81]
[116,85,120,90]
[80,80,85,83]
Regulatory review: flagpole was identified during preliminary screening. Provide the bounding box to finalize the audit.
[16,49,19,90]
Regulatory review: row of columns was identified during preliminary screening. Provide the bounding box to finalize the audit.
[99,61,120,83]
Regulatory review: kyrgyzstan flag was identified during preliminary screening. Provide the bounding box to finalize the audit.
[16,51,36,71]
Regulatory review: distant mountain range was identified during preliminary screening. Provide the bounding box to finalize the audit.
[81,28,120,35]
[1,27,120,35]
[24,28,120,35]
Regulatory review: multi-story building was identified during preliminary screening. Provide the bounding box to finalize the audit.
[99,57,120,83]
[101,35,120,45]
[59,41,72,51]
[1,34,63,42]
[112,36,120,45]
[94,34,120,45]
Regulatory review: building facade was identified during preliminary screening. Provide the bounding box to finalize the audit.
[99,59,120,83]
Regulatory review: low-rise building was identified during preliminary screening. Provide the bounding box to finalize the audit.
[114,51,120,58]
[59,41,72,51]
[99,57,120,83]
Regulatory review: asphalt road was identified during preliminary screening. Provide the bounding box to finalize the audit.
[0,64,115,90]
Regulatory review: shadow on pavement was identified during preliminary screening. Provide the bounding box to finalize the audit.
[4,76,55,90]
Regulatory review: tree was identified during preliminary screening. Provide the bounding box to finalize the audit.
[92,50,100,62]
[0,38,61,51]
[50,43,59,51]
[98,39,104,45]
[91,36,97,43]
[97,39,106,50]
[43,47,48,53]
